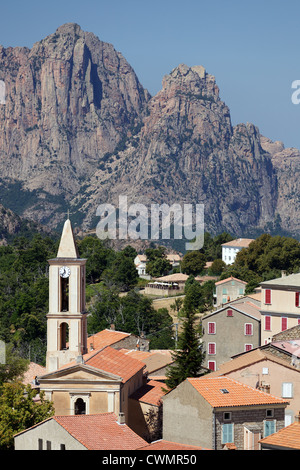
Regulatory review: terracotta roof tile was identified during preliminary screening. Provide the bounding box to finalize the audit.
[221,238,254,248]
[130,379,168,405]
[187,376,289,408]
[87,329,130,351]
[138,439,209,450]
[84,346,145,383]
[215,276,247,286]
[259,420,300,449]
[53,413,148,450]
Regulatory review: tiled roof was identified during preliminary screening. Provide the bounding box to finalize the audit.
[53,413,148,450]
[84,346,145,383]
[259,419,300,449]
[203,300,261,321]
[130,379,168,405]
[215,276,247,286]
[154,273,189,282]
[87,329,131,351]
[221,238,254,248]
[138,440,209,450]
[119,349,174,374]
[207,348,300,378]
[187,376,289,408]
[260,272,300,288]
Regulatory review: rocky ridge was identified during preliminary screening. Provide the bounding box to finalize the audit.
[0,23,299,239]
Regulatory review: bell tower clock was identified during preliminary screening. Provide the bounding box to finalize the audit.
[46,218,88,372]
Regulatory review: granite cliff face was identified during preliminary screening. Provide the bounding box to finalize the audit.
[0,24,298,238]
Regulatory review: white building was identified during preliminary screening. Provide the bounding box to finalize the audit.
[221,238,254,265]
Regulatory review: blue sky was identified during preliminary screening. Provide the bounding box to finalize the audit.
[1,0,300,149]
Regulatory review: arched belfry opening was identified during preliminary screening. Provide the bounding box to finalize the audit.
[60,322,69,350]
[75,398,86,415]
[60,277,69,312]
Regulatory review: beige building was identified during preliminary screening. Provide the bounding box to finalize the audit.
[214,276,247,307]
[260,273,300,345]
[14,413,148,450]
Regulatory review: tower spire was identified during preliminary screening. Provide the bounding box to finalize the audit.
[57,218,79,259]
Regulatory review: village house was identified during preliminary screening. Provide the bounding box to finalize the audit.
[144,273,191,296]
[207,342,300,426]
[221,238,254,265]
[260,272,300,345]
[14,413,148,450]
[213,276,247,308]
[201,299,261,371]
[87,327,149,352]
[134,253,182,279]
[162,376,289,450]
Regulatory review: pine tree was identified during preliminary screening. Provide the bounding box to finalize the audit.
[165,306,204,390]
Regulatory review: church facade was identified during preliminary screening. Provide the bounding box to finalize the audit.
[38,218,146,423]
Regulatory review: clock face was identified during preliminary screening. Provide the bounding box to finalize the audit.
[59,266,71,278]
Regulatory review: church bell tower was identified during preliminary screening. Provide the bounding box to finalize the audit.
[46,218,87,372]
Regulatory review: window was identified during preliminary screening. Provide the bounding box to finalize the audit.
[281,317,288,331]
[265,316,271,331]
[38,439,43,450]
[245,344,253,352]
[208,361,216,371]
[262,367,269,375]
[296,292,300,307]
[46,440,51,450]
[245,323,253,336]
[208,343,216,355]
[227,309,233,317]
[222,423,234,444]
[266,409,274,418]
[222,288,227,295]
[75,398,86,415]
[208,322,216,334]
[223,412,232,421]
[265,289,271,305]
[60,444,66,450]
[239,288,244,295]
[282,382,293,398]
[264,420,276,437]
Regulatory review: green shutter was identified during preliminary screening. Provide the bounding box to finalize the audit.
[222,423,234,443]
[264,420,275,437]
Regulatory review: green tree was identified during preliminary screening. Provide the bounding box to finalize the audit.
[165,307,205,390]
[0,382,54,450]
[181,251,206,276]
[210,258,226,275]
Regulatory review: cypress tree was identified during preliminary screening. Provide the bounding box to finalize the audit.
[165,306,205,390]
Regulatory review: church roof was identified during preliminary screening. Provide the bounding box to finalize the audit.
[57,218,79,258]
[87,329,131,351]
[83,346,145,383]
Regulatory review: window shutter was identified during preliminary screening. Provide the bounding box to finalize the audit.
[281,317,288,331]
[208,343,216,355]
[264,420,275,437]
[296,292,300,307]
[265,316,271,331]
[208,361,216,371]
[208,322,216,334]
[222,423,234,444]
[245,323,253,335]
[265,289,271,304]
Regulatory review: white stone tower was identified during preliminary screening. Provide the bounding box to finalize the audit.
[46,218,87,372]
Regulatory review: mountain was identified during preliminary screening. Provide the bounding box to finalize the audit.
[0,23,299,240]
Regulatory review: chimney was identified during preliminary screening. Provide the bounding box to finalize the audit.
[76,355,84,364]
[295,411,300,424]
[118,412,125,425]
[110,324,115,331]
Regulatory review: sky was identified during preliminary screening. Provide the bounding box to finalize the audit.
[1,0,300,149]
